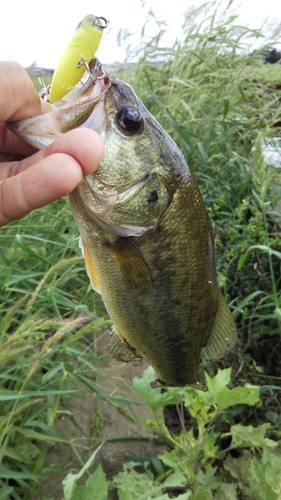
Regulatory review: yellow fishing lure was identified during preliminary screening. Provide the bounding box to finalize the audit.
[49,14,109,102]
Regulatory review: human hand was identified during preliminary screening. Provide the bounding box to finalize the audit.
[0,62,104,227]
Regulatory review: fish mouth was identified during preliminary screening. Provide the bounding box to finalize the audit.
[7,59,169,237]
[6,58,112,149]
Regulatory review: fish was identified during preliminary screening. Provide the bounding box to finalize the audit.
[8,58,237,387]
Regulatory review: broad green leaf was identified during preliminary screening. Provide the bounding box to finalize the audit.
[224,452,253,486]
[213,483,238,500]
[200,429,220,459]
[231,423,271,448]
[251,457,278,500]
[264,437,279,448]
[223,453,263,499]
[160,449,182,469]
[217,385,260,411]
[146,496,169,500]
[113,468,164,499]
[64,465,109,500]
[262,448,281,495]
[62,444,103,500]
[132,366,164,413]
[206,371,260,411]
[160,448,195,485]
[163,468,187,488]
[195,467,221,490]
[205,368,232,395]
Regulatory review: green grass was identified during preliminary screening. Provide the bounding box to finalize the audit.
[0,200,131,499]
[1,1,281,498]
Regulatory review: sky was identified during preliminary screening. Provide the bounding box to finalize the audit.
[0,0,280,69]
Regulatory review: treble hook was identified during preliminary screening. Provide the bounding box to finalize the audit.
[38,77,51,100]
[77,56,106,83]
[76,55,92,74]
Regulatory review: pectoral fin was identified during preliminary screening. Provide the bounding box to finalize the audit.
[79,238,101,294]
[105,237,153,293]
[203,293,237,359]
[108,327,142,362]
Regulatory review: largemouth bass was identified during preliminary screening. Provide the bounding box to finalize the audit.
[9,59,237,386]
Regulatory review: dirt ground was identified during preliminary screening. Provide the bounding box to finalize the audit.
[33,331,165,500]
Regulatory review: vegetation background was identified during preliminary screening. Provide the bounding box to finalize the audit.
[0,1,281,498]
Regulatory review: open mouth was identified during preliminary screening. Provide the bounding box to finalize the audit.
[49,57,112,107]
[6,58,112,149]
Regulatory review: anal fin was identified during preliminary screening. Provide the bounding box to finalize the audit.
[108,327,142,362]
[203,293,237,360]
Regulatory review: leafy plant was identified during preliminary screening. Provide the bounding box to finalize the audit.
[42,367,280,499]
[61,445,109,500]
[110,367,279,499]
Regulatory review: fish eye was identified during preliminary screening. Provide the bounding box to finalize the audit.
[115,106,144,135]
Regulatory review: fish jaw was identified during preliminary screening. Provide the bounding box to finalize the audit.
[6,59,111,149]
[7,113,63,149]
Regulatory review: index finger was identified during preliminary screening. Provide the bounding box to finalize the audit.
[0,62,42,122]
